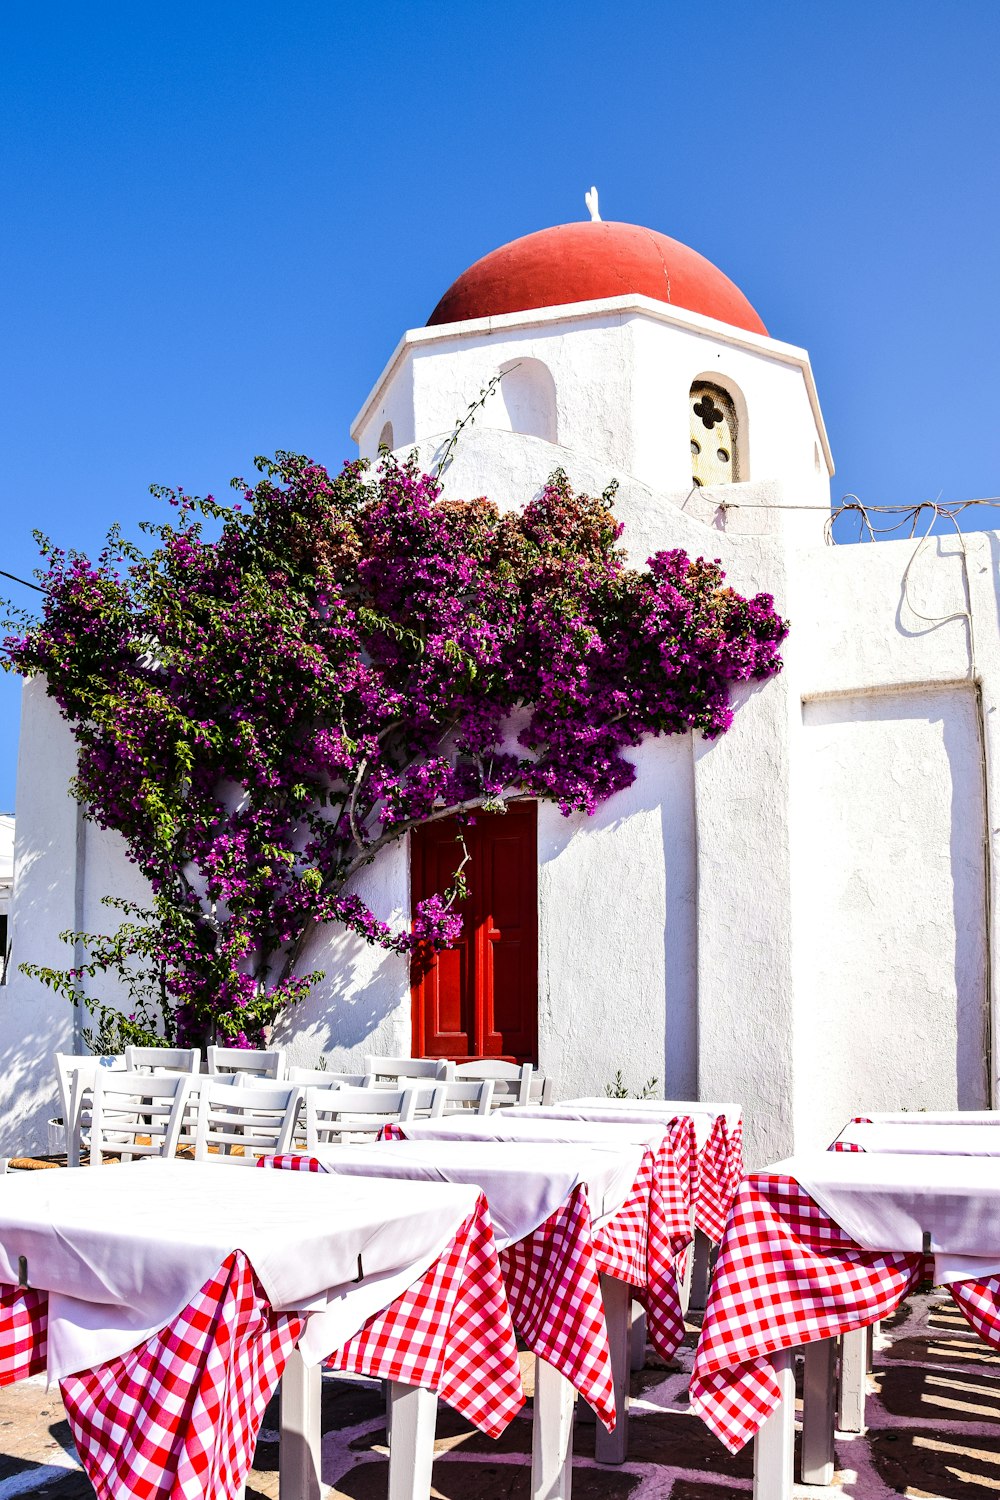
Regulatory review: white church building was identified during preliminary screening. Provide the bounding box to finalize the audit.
[2,211,998,1167]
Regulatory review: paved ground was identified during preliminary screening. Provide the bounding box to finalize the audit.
[2,1291,999,1498]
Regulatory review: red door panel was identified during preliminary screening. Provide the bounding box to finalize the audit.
[410,819,474,1058]
[410,803,538,1063]
[480,810,538,1058]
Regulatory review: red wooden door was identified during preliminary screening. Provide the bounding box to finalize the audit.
[410,802,538,1063]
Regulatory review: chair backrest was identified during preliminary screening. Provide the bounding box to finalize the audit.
[453,1060,535,1106]
[89,1072,192,1165]
[431,1079,495,1116]
[55,1054,126,1167]
[124,1045,201,1074]
[206,1046,286,1080]
[194,1080,301,1165]
[305,1085,426,1150]
[364,1055,454,1083]
[286,1066,371,1088]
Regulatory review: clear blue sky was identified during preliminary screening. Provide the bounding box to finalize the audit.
[2,0,999,810]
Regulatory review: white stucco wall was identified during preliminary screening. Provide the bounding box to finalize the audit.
[353,293,832,546]
[794,684,987,1150]
[0,682,81,1151]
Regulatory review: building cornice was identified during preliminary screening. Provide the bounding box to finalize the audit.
[350,293,834,474]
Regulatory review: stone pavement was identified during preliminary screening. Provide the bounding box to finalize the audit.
[2,1292,999,1498]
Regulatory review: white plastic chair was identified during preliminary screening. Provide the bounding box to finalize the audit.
[194,1080,301,1165]
[206,1046,286,1080]
[364,1055,454,1084]
[286,1066,372,1088]
[88,1072,193,1165]
[124,1045,201,1074]
[305,1085,425,1150]
[453,1060,553,1107]
[55,1053,127,1167]
[428,1079,495,1116]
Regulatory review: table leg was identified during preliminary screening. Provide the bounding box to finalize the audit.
[801,1338,837,1485]
[837,1327,868,1433]
[387,1381,438,1500]
[752,1347,795,1500]
[688,1229,713,1312]
[279,1345,325,1499]
[595,1275,630,1465]
[679,1227,694,1315]
[629,1302,647,1371]
[532,1356,576,1500]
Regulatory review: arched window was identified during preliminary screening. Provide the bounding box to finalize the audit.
[378,420,394,451]
[498,358,557,443]
[689,382,740,487]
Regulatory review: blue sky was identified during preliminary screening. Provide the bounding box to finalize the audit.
[2,0,999,809]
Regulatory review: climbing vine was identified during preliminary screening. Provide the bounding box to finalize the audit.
[3,451,788,1045]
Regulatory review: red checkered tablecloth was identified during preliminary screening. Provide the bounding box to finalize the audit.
[266,1154,607,1425]
[0,1254,301,1500]
[262,1159,524,1437]
[695,1113,744,1242]
[690,1172,1000,1453]
[380,1116,696,1364]
[0,1282,47,1386]
[591,1133,690,1363]
[0,1184,526,1495]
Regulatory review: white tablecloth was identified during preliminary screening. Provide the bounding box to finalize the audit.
[781,1150,1000,1284]
[511,1099,741,1150]
[0,1159,479,1376]
[852,1111,1000,1125]
[836,1120,1000,1155]
[308,1140,644,1245]
[397,1115,668,1152]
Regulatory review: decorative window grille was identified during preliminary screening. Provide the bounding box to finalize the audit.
[689,383,740,487]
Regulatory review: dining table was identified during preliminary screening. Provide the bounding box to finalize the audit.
[0,1158,525,1500]
[690,1149,1000,1500]
[263,1136,646,1498]
[383,1107,696,1457]
[506,1098,744,1244]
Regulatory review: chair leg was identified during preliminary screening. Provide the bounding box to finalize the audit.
[279,1346,324,1499]
[387,1381,438,1500]
[801,1338,837,1485]
[629,1302,647,1371]
[532,1356,576,1500]
[838,1327,868,1433]
[753,1347,795,1500]
[595,1275,630,1465]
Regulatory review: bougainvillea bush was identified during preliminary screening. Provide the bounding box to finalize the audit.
[2,452,788,1046]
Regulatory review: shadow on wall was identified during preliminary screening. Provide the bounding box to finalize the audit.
[895,531,978,643]
[0,998,76,1154]
[270,920,408,1067]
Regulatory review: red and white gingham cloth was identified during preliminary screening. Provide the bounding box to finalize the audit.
[498,1183,616,1427]
[0,1181,526,1494]
[0,1255,302,1500]
[690,1172,1000,1453]
[380,1118,695,1364]
[695,1114,744,1241]
[266,1154,606,1424]
[263,1157,524,1437]
[592,1133,691,1363]
[830,1116,873,1152]
[0,1282,47,1386]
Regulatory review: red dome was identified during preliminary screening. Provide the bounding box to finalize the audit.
[427,221,767,336]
